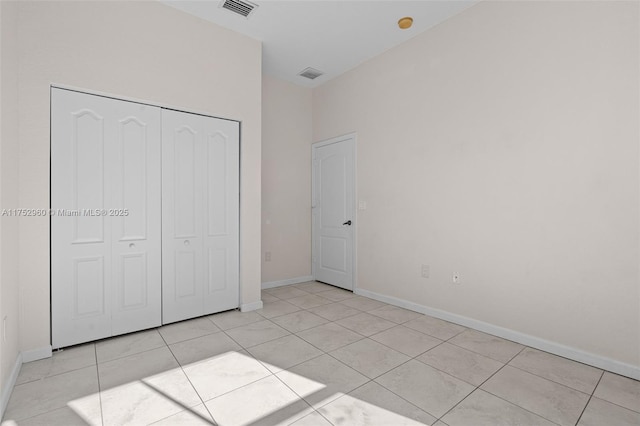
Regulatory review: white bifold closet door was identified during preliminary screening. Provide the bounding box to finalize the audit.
[161,109,240,324]
[51,88,162,348]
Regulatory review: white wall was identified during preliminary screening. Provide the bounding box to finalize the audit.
[16,1,262,353]
[261,76,313,284]
[0,0,21,415]
[313,1,639,369]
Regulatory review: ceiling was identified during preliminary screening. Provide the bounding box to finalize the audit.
[162,0,478,88]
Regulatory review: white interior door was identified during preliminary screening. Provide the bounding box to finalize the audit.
[110,102,162,336]
[201,117,240,315]
[162,110,239,324]
[161,110,204,324]
[312,134,355,290]
[51,88,162,348]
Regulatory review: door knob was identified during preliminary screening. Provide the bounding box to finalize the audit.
[184,240,190,246]
[343,220,352,226]
[129,243,135,248]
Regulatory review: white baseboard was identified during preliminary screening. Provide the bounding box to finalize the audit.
[0,352,22,420]
[21,345,52,363]
[261,275,313,290]
[240,300,263,312]
[355,288,640,381]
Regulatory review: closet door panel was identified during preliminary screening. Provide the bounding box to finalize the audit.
[73,110,106,243]
[162,110,204,324]
[161,111,239,324]
[119,117,149,239]
[203,120,240,314]
[52,89,162,348]
[174,126,198,238]
[111,104,162,335]
[52,90,113,348]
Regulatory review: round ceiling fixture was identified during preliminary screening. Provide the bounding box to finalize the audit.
[398,17,413,30]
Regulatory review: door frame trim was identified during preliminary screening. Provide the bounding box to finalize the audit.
[311,132,357,292]
[50,83,239,123]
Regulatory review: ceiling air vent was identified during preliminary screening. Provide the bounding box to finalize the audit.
[298,67,324,80]
[220,0,258,18]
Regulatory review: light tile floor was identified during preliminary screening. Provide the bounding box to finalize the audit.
[2,281,639,426]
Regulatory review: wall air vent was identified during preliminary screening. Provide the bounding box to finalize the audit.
[298,67,324,80]
[220,0,258,18]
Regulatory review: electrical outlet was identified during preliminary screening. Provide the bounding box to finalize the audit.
[421,264,430,278]
[452,272,461,284]
[265,251,271,262]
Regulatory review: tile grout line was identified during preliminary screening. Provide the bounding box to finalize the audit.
[310,378,377,425]
[250,302,368,379]
[472,359,572,426]
[573,370,605,426]
[159,326,222,347]
[410,337,514,392]
[11,355,97,387]
[313,407,338,426]
[190,323,345,422]
[267,360,325,424]
[4,352,105,424]
[223,321,293,350]
[433,346,561,426]
[321,344,439,419]
[178,296,324,412]
[95,343,106,426]
[158,327,219,426]
[241,328,329,374]
[96,342,167,364]
[194,372,277,408]
[433,386,477,425]
[94,331,168,365]
[505,362,602,396]
[211,317,265,333]
[310,310,364,322]
[293,326,366,354]
[353,315,465,358]
[442,335,523,364]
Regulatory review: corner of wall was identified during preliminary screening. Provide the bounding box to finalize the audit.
[0,0,22,418]
[261,76,313,284]
[0,352,22,421]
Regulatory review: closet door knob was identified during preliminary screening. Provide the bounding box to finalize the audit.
[129,243,135,248]
[184,240,190,246]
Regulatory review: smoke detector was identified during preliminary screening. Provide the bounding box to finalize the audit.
[220,0,258,18]
[398,17,413,30]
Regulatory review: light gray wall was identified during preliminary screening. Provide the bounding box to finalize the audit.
[0,0,21,413]
[313,1,639,370]
[261,75,313,284]
[15,0,262,353]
